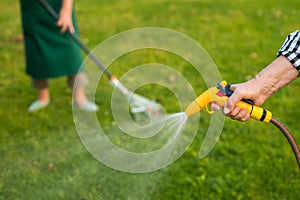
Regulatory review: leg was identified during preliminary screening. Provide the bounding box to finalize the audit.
[73,86,88,106]
[68,73,99,112]
[28,79,50,112]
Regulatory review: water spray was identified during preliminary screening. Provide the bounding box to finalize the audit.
[185,81,300,171]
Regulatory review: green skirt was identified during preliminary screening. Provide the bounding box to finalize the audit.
[20,0,83,79]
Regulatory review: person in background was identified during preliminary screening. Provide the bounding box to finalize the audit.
[219,30,300,121]
[20,0,99,112]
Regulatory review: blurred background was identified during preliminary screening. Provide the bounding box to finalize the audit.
[1,0,299,199]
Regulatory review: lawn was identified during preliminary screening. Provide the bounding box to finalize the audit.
[1,0,299,199]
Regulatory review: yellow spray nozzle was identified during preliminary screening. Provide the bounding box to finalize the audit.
[185,87,226,116]
[185,81,272,122]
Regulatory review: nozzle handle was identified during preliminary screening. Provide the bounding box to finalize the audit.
[229,97,272,122]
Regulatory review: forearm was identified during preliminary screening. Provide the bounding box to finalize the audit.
[61,0,73,15]
[253,55,299,102]
[253,31,300,102]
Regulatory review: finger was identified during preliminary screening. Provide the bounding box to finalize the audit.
[68,24,75,34]
[210,102,221,111]
[229,84,238,91]
[236,109,251,122]
[56,19,65,33]
[227,106,240,117]
[56,19,62,27]
[231,108,249,121]
[60,25,67,33]
[240,113,251,122]
[236,108,248,120]
[224,86,243,114]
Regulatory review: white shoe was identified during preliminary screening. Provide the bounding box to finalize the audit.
[28,100,50,112]
[77,101,99,112]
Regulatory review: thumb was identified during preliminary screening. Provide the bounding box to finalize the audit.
[223,84,241,114]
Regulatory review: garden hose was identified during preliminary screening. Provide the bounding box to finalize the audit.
[270,116,300,171]
[185,81,300,171]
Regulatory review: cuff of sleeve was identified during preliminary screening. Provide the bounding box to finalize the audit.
[277,30,300,73]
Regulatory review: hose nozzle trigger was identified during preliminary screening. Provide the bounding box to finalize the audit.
[217,81,232,96]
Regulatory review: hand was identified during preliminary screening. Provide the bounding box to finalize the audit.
[222,80,263,122]
[56,4,74,33]
[209,78,264,122]
[210,79,267,122]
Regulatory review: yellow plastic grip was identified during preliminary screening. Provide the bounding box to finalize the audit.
[229,97,272,122]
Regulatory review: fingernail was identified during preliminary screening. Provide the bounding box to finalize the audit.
[223,107,230,114]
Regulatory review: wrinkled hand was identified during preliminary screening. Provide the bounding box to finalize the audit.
[211,79,264,122]
[223,80,263,122]
[56,8,74,33]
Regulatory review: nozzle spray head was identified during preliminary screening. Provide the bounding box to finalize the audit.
[185,87,224,116]
[184,101,202,116]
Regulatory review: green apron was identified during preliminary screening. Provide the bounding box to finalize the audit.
[20,0,83,79]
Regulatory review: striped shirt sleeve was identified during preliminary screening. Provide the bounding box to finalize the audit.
[277,30,300,73]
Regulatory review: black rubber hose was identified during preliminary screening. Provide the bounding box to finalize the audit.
[270,116,300,171]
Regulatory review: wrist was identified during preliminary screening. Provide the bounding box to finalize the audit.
[252,73,275,103]
[61,0,73,14]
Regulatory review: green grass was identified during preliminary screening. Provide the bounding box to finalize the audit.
[1,0,300,199]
